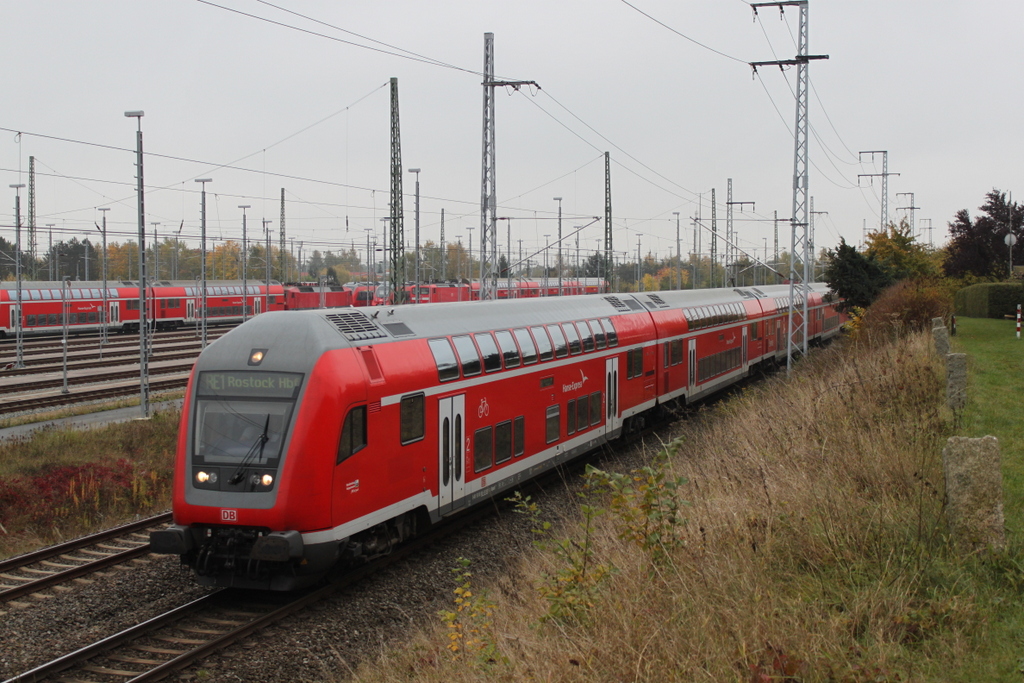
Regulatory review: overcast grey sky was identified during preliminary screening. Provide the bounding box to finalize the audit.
[2,0,1021,270]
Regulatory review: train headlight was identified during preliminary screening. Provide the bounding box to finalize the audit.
[261,474,274,487]
[248,348,268,366]
[196,470,218,484]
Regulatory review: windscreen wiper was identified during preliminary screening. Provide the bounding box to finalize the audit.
[228,414,271,485]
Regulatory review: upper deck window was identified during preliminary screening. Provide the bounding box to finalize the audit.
[452,335,482,377]
[513,328,538,365]
[494,330,521,368]
[474,333,502,373]
[428,338,460,382]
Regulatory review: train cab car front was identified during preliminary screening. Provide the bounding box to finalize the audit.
[151,312,349,590]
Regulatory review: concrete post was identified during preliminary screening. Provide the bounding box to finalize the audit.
[942,436,1005,552]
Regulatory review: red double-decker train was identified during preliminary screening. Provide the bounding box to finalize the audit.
[0,280,286,338]
[151,283,843,590]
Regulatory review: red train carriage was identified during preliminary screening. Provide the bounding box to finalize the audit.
[151,282,842,590]
[0,280,285,339]
[282,283,353,310]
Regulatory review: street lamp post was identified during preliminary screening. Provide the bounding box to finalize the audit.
[124,110,149,418]
[408,168,421,297]
[543,234,551,293]
[195,178,212,349]
[553,197,563,296]
[151,222,160,281]
[10,183,26,368]
[263,219,272,313]
[96,207,110,347]
[238,205,250,321]
[673,212,681,290]
[61,277,70,394]
[467,227,475,288]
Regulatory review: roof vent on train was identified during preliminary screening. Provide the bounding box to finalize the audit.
[750,288,767,298]
[324,310,388,341]
[603,296,629,311]
[381,321,415,337]
[734,289,756,300]
[644,294,669,309]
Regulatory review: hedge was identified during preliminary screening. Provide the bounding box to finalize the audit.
[954,282,1024,318]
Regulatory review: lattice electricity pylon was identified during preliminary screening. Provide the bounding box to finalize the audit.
[750,0,827,370]
[389,77,406,304]
[479,32,537,300]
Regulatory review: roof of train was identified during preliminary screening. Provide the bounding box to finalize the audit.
[198,283,830,379]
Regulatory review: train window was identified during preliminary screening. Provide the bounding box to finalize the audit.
[577,321,595,352]
[531,326,554,361]
[567,399,577,435]
[400,393,425,445]
[48,314,57,325]
[750,322,759,340]
[494,330,521,369]
[88,312,97,323]
[671,339,683,366]
[495,421,512,464]
[40,289,52,300]
[474,333,502,373]
[600,318,618,346]
[545,405,560,444]
[513,328,537,365]
[664,342,670,369]
[428,338,460,382]
[69,313,78,324]
[547,325,569,358]
[562,323,582,355]
[452,335,482,377]
[336,405,367,464]
[626,348,643,379]
[26,315,35,326]
[576,395,589,432]
[514,416,525,456]
[590,391,602,426]
[590,319,606,349]
[474,426,493,473]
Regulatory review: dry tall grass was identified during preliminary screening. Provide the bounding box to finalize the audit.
[351,332,991,682]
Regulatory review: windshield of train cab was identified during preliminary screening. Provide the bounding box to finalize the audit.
[193,371,303,466]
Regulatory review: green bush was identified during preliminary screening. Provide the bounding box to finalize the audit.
[954,282,1024,318]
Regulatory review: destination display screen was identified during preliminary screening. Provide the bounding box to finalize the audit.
[197,371,303,399]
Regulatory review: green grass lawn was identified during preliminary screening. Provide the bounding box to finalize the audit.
[951,316,1024,681]
[953,317,1024,535]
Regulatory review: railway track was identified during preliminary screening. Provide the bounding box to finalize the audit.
[0,513,172,605]
[5,506,492,683]
[0,328,220,357]
[0,339,220,378]
[0,331,227,415]
[0,374,190,415]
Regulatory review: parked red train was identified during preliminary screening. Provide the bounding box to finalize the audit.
[0,280,286,339]
[151,283,843,590]
[0,278,610,340]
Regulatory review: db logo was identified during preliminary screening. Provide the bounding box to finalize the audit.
[220,509,238,522]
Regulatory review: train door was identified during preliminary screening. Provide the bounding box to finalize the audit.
[438,395,466,516]
[8,303,17,333]
[254,297,262,316]
[688,339,697,391]
[109,300,120,326]
[605,357,621,435]
[185,299,196,322]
